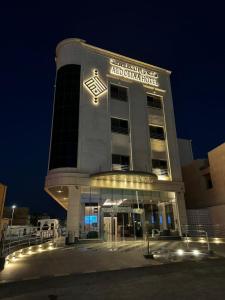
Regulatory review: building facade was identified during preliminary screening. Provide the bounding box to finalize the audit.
[45,38,187,243]
[178,138,194,167]
[0,183,7,239]
[3,207,30,226]
[181,142,225,230]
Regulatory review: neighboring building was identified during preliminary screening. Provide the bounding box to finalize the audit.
[181,142,225,230]
[45,38,187,243]
[178,138,193,167]
[3,207,30,226]
[37,219,59,238]
[0,183,7,238]
[30,213,51,226]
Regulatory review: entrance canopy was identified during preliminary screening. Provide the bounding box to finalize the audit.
[45,170,184,210]
[90,171,157,191]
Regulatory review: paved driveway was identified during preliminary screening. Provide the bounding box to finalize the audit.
[0,240,224,283]
[0,240,181,283]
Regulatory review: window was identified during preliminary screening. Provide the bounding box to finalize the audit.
[149,125,165,140]
[110,84,128,102]
[203,173,213,189]
[111,118,129,134]
[49,64,81,170]
[152,159,167,169]
[112,154,129,171]
[152,159,168,175]
[147,94,162,109]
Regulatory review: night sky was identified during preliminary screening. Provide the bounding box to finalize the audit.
[1,2,225,217]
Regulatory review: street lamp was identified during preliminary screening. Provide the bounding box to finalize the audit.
[10,205,16,226]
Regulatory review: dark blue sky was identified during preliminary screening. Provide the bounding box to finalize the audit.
[1,2,225,217]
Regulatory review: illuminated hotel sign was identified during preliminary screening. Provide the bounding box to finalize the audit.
[84,70,107,105]
[110,58,159,87]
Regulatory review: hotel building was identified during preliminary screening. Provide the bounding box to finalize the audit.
[45,38,187,243]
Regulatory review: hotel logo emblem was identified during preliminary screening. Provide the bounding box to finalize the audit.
[84,70,107,104]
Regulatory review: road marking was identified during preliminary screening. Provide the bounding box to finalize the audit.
[0,279,16,284]
[82,270,97,273]
[54,273,70,277]
[0,280,8,284]
[22,276,40,281]
[108,267,120,271]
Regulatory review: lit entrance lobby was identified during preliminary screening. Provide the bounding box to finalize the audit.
[82,188,179,241]
[46,170,184,243]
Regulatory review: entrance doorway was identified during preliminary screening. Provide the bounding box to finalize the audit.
[102,210,144,241]
[103,217,117,241]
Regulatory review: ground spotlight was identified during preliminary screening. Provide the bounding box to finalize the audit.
[192,249,200,256]
[214,238,221,244]
[176,249,184,256]
[199,238,205,243]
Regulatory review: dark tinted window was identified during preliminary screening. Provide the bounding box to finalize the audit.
[112,154,130,170]
[203,173,213,189]
[149,125,165,140]
[152,159,167,169]
[147,95,162,109]
[49,64,81,170]
[111,84,128,101]
[111,118,129,134]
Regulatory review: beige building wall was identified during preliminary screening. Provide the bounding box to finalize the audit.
[208,143,225,206]
[182,142,225,226]
[0,183,7,238]
[209,204,225,226]
[182,159,213,208]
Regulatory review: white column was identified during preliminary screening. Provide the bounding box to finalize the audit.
[175,192,187,236]
[66,186,81,244]
[80,203,85,239]
[158,203,167,230]
[172,200,179,232]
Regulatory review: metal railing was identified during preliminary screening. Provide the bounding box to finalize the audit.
[182,224,225,238]
[1,229,55,258]
[183,229,211,251]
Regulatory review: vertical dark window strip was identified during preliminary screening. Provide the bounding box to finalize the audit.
[49,64,81,169]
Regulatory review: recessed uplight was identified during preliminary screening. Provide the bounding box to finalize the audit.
[176,249,184,256]
[192,249,200,256]
[214,238,221,244]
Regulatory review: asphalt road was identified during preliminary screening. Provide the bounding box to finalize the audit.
[1,258,225,300]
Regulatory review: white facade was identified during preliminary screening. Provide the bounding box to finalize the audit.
[45,38,187,243]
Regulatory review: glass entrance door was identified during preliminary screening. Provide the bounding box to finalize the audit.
[103,216,117,241]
